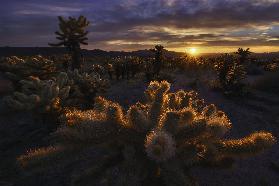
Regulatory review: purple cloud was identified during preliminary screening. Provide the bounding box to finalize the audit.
[0,0,278,51]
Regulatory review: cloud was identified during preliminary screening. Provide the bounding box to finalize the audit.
[0,0,279,51]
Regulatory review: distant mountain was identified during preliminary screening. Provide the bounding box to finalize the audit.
[0,47,67,57]
[0,47,185,58]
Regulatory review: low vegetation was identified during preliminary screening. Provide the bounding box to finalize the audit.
[17,81,275,185]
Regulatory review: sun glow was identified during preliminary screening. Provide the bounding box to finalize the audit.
[189,47,198,55]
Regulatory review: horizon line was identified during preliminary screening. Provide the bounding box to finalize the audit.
[0,46,278,54]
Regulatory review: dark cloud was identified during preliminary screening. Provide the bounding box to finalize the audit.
[0,0,278,51]
[92,0,279,31]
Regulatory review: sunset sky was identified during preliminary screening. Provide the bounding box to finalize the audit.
[0,0,278,53]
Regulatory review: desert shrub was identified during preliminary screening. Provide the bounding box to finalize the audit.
[253,71,279,94]
[18,81,275,185]
[0,56,57,87]
[214,54,247,96]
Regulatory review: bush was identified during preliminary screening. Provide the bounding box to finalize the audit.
[18,81,275,185]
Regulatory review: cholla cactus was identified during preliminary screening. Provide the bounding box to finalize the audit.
[4,69,108,111]
[145,130,176,162]
[112,56,142,80]
[49,16,90,70]
[3,72,70,114]
[214,54,247,95]
[0,55,56,83]
[235,48,252,64]
[18,81,275,185]
[150,45,164,77]
[66,69,109,108]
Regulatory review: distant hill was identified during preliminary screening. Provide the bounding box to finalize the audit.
[0,47,67,57]
[1,47,277,59]
[0,47,185,58]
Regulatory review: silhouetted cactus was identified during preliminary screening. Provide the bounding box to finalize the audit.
[235,48,252,64]
[151,45,164,77]
[111,56,142,80]
[18,81,275,185]
[49,16,90,70]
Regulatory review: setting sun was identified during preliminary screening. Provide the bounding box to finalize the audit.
[189,47,198,55]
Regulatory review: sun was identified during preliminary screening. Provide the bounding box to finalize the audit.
[189,47,198,55]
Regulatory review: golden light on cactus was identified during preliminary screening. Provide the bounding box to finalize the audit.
[18,81,276,185]
[145,131,176,162]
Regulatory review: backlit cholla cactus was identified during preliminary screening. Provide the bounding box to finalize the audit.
[4,72,70,114]
[66,69,109,107]
[112,56,143,80]
[214,54,246,95]
[18,81,275,185]
[0,55,56,85]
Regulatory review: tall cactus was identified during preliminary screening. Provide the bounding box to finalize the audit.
[18,81,275,185]
[151,45,164,77]
[49,16,90,70]
[235,48,252,64]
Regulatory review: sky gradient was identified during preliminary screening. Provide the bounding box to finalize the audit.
[0,0,279,53]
